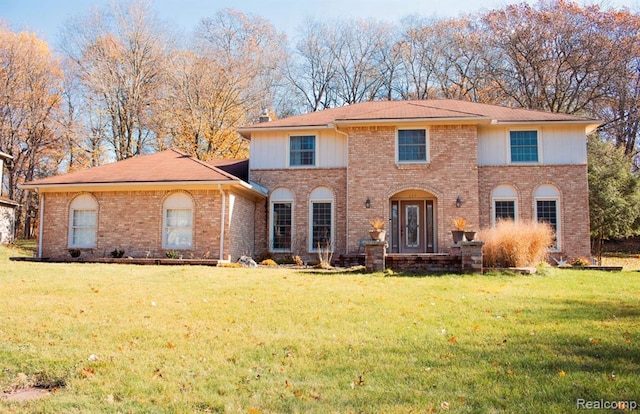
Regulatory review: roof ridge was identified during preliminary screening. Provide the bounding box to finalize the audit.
[168,148,242,182]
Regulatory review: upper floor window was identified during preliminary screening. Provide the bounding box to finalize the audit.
[68,194,98,248]
[163,192,193,249]
[397,129,428,163]
[510,130,539,163]
[290,135,316,167]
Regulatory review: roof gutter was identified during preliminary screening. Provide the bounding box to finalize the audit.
[19,179,267,197]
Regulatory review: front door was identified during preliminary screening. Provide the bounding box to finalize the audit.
[396,200,434,253]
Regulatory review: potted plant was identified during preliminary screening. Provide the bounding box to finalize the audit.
[369,217,387,241]
[452,217,466,243]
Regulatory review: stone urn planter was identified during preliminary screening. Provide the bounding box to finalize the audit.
[451,230,464,243]
[464,231,476,241]
[369,229,387,241]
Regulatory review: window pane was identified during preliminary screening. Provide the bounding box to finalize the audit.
[398,130,427,162]
[510,131,538,162]
[495,200,515,220]
[71,210,96,247]
[272,202,292,250]
[165,208,192,247]
[290,135,315,166]
[312,202,332,248]
[537,200,557,247]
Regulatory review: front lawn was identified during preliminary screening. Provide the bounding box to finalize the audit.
[1,245,638,412]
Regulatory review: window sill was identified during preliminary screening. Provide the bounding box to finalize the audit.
[395,162,430,170]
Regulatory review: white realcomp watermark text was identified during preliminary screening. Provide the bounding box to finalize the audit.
[577,399,638,410]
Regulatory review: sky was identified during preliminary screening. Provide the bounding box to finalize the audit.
[2,0,639,45]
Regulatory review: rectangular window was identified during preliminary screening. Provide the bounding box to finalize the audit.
[272,202,292,251]
[537,200,558,248]
[165,209,192,248]
[494,200,516,221]
[311,202,332,249]
[398,129,427,162]
[71,210,97,247]
[290,135,315,166]
[510,130,538,163]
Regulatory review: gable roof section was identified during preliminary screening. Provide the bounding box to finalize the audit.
[21,149,265,197]
[237,100,600,137]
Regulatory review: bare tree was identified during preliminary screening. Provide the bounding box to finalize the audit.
[59,0,173,160]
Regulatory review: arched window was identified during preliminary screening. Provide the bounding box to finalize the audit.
[491,184,518,225]
[270,188,294,252]
[534,184,561,250]
[163,192,193,249]
[68,194,98,248]
[309,187,334,251]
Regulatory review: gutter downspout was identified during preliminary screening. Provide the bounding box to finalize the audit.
[218,184,226,262]
[38,192,44,259]
[333,125,349,254]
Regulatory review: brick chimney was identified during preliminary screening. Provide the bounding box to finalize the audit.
[258,108,271,123]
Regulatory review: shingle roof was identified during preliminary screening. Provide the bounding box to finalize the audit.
[238,99,598,135]
[22,149,248,187]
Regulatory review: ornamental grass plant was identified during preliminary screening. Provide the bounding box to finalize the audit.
[478,219,555,268]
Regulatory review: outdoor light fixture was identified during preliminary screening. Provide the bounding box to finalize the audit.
[365,198,371,208]
[456,196,462,208]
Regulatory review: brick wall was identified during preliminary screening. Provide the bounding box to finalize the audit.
[39,189,256,260]
[250,168,347,262]
[346,125,480,254]
[478,164,591,259]
[227,191,257,260]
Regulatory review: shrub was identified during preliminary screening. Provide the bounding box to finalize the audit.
[165,250,180,259]
[570,257,590,267]
[260,259,278,266]
[110,248,125,258]
[477,219,554,268]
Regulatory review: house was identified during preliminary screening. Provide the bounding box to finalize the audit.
[20,149,266,261]
[238,100,598,262]
[0,151,18,244]
[22,100,598,263]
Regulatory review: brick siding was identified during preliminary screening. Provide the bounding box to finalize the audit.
[39,189,256,261]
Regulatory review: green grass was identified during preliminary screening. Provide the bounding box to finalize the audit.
[1,245,639,413]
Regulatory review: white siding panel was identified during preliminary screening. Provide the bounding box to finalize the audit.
[250,129,347,169]
[250,132,287,169]
[478,127,507,166]
[318,130,347,168]
[478,125,587,166]
[541,126,587,165]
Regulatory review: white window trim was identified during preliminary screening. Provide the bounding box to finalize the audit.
[308,199,334,253]
[492,198,518,226]
[396,128,429,164]
[534,197,561,252]
[68,195,98,249]
[288,134,317,168]
[507,128,542,165]
[270,200,294,253]
[162,193,194,250]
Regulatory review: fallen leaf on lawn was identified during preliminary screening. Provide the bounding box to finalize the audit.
[284,380,292,389]
[472,325,479,332]
[506,370,515,377]
[448,336,457,344]
[294,389,303,398]
[167,341,175,349]
[247,408,261,414]
[558,370,566,377]
[81,367,95,378]
[590,338,599,344]
[106,394,114,404]
[441,401,450,410]
[309,390,321,400]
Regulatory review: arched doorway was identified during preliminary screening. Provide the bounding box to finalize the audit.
[389,189,437,253]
